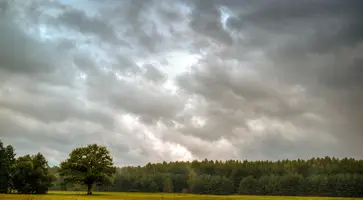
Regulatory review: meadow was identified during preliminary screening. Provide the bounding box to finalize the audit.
[0,191,362,200]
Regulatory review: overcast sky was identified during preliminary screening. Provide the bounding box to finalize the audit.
[0,0,362,166]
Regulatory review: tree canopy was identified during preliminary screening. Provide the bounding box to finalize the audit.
[0,141,15,193]
[74,157,362,197]
[12,153,54,194]
[60,144,116,195]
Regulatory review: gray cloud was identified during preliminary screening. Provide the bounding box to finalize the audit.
[0,20,57,74]
[57,8,126,45]
[142,64,166,83]
[86,72,184,124]
[0,0,362,166]
[182,0,363,158]
[0,86,115,129]
[189,0,233,45]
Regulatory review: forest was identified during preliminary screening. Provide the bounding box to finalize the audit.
[1,140,363,197]
[51,157,363,197]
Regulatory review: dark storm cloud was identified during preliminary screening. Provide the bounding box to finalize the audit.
[322,58,363,89]
[0,9,76,88]
[0,1,139,164]
[0,30,115,128]
[223,0,363,60]
[191,0,363,89]
[101,0,192,55]
[189,0,233,45]
[176,57,321,142]
[0,20,58,74]
[73,53,99,74]
[57,8,125,45]
[226,0,363,54]
[182,0,363,158]
[99,0,165,53]
[1,0,363,166]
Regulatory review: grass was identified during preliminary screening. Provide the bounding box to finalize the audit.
[0,191,362,200]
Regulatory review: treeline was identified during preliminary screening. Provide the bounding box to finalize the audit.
[0,140,54,194]
[2,140,363,197]
[53,158,363,197]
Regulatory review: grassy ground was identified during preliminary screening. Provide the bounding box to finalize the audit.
[0,191,361,200]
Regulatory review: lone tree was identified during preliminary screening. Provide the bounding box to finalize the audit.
[60,144,116,195]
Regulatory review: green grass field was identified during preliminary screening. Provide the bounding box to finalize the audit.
[0,191,362,200]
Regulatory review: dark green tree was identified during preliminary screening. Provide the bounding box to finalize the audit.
[148,181,158,192]
[189,174,211,194]
[238,176,258,195]
[212,176,234,195]
[59,144,116,195]
[0,141,16,193]
[163,176,173,193]
[280,173,304,196]
[0,141,7,193]
[12,153,54,194]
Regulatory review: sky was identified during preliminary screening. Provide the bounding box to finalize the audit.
[0,0,362,166]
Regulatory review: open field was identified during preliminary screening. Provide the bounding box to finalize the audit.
[0,191,362,200]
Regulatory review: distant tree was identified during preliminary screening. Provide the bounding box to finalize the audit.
[59,144,116,195]
[0,141,16,193]
[48,166,62,190]
[148,181,158,192]
[189,174,210,194]
[280,173,304,196]
[12,153,54,194]
[172,174,188,193]
[163,176,174,193]
[212,176,234,195]
[238,176,257,195]
[46,155,363,197]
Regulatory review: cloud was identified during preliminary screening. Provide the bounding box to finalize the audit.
[189,0,233,45]
[0,20,59,75]
[57,8,126,45]
[183,0,363,158]
[142,64,166,83]
[0,0,362,166]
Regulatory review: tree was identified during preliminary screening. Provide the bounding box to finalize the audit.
[148,181,158,192]
[189,174,210,194]
[60,144,116,195]
[280,173,303,196]
[0,141,8,193]
[238,176,258,195]
[12,153,54,194]
[212,176,234,195]
[0,141,16,193]
[163,176,173,193]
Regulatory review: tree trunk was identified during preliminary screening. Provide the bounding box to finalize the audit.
[87,183,93,195]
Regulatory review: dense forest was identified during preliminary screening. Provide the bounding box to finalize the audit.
[1,140,363,197]
[51,157,363,197]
